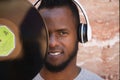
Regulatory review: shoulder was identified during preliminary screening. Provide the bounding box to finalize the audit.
[33,73,44,80]
[74,68,103,80]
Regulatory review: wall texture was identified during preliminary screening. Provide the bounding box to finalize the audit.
[28,0,119,80]
[77,0,119,80]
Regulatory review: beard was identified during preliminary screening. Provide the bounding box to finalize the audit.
[44,42,78,72]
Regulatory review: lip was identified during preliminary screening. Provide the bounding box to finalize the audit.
[47,50,64,62]
[48,50,63,57]
[48,50,62,53]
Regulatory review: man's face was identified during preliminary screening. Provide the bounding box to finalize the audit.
[40,6,78,72]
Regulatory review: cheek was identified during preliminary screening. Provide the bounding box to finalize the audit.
[61,35,77,54]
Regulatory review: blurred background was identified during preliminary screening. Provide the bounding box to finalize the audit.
[28,0,119,80]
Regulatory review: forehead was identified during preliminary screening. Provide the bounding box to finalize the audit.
[40,6,73,18]
[40,6,76,30]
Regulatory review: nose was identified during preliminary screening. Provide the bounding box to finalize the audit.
[49,34,58,48]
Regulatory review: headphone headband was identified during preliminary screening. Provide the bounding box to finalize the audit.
[34,0,40,7]
[72,0,89,26]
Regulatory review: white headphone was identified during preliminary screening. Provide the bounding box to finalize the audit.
[72,0,92,43]
[34,0,92,43]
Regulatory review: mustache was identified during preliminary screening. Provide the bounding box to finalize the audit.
[48,46,63,51]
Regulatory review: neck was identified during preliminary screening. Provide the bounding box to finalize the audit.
[40,57,81,80]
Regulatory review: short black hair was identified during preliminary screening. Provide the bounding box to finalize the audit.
[38,0,80,28]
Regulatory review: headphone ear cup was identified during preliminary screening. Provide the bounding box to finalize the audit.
[78,23,90,43]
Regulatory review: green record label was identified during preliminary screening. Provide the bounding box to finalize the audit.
[0,25,15,56]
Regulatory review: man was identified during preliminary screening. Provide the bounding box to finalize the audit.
[33,0,103,80]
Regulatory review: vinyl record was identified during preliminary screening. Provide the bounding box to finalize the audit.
[0,0,48,80]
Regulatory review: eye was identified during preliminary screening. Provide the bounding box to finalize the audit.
[59,31,68,36]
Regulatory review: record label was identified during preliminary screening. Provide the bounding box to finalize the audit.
[0,25,15,56]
